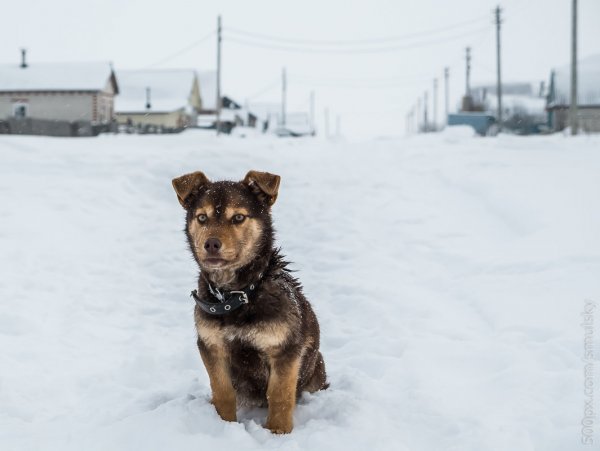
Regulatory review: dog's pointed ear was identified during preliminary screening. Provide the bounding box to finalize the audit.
[242,170,281,206]
[172,171,210,209]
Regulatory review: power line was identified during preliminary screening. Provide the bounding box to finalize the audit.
[473,61,495,75]
[224,14,490,46]
[246,78,280,99]
[144,30,215,68]
[409,21,496,131]
[292,73,434,83]
[224,26,491,54]
[291,78,427,89]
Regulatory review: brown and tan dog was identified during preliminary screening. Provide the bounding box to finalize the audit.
[172,170,328,434]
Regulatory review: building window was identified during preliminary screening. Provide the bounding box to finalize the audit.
[13,102,28,119]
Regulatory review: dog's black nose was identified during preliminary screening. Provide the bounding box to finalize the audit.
[204,238,222,254]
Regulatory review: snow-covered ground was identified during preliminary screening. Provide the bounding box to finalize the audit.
[1,128,599,451]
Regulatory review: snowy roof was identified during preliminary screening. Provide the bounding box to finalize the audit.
[485,93,546,118]
[197,70,217,111]
[550,54,600,106]
[0,62,116,92]
[115,69,199,113]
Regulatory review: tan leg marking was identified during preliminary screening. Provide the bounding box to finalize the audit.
[265,356,300,434]
[199,342,237,422]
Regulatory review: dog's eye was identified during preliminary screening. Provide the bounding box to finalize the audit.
[197,214,208,223]
[232,214,246,224]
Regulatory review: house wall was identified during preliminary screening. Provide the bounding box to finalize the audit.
[190,76,202,111]
[0,84,115,125]
[551,107,600,133]
[579,109,600,132]
[97,78,117,124]
[115,109,188,129]
[95,92,115,124]
[3,117,101,137]
[0,92,96,122]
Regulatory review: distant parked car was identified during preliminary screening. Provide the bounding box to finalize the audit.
[447,112,496,136]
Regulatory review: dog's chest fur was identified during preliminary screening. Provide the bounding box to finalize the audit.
[194,274,302,353]
[195,311,294,351]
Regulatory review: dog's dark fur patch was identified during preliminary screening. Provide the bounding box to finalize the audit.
[172,170,328,434]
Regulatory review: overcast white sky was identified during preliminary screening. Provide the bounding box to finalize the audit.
[1,0,599,138]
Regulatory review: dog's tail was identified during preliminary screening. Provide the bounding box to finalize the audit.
[306,352,329,392]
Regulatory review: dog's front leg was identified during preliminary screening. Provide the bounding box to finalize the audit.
[265,354,300,434]
[197,338,237,422]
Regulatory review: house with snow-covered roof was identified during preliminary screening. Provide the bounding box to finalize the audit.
[547,54,600,132]
[195,70,257,132]
[470,82,548,134]
[114,69,201,132]
[0,55,118,128]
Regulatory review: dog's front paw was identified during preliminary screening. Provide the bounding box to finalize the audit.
[265,417,293,434]
[212,398,237,422]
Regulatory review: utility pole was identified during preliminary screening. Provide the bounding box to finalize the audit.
[423,91,428,132]
[570,0,579,134]
[444,67,449,126]
[216,15,222,136]
[465,47,471,97]
[433,78,438,131]
[494,6,503,131]
[309,90,315,133]
[281,67,287,127]
[324,107,330,138]
[416,98,421,133]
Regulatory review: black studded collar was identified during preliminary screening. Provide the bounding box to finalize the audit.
[191,272,264,316]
